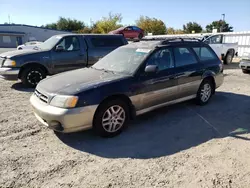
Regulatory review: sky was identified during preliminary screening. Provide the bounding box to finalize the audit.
[0,0,250,31]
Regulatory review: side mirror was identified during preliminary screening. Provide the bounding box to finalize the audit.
[145,65,158,73]
[55,45,64,52]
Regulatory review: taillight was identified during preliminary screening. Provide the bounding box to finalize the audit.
[219,63,223,72]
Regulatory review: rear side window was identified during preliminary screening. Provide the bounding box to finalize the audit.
[173,47,197,67]
[193,47,217,61]
[91,37,124,47]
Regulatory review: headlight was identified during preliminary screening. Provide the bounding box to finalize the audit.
[50,95,78,108]
[4,59,16,67]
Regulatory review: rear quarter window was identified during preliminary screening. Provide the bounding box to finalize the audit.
[91,37,124,47]
[193,47,217,61]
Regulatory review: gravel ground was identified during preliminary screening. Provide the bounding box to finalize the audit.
[1,62,250,188]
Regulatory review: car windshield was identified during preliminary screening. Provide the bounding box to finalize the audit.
[37,36,62,50]
[92,47,150,75]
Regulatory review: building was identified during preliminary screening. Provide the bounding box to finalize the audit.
[0,24,71,48]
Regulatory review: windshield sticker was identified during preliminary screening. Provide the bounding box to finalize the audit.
[136,49,151,54]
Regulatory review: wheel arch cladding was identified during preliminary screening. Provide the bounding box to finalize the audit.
[93,94,135,122]
[202,76,216,94]
[227,48,235,55]
[18,63,48,78]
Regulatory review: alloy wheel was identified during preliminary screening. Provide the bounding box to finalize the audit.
[27,71,43,85]
[102,105,126,133]
[200,83,212,102]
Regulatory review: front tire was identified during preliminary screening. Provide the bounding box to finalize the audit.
[93,99,129,137]
[196,80,213,105]
[21,66,46,88]
[242,69,250,74]
[224,52,233,64]
[138,33,143,40]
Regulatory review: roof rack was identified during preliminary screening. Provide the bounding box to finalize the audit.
[132,37,202,44]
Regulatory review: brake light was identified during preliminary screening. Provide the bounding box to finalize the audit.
[219,63,223,72]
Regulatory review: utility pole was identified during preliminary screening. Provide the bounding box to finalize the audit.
[8,15,10,24]
[220,14,225,32]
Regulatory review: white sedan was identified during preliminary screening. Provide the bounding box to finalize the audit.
[17,41,43,50]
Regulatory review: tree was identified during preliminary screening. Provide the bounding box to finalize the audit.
[167,27,185,34]
[206,20,233,32]
[56,17,85,31]
[136,16,167,35]
[94,12,123,34]
[42,23,57,30]
[183,22,203,33]
[42,17,85,32]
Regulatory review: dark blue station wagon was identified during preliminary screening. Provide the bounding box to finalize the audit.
[30,38,224,137]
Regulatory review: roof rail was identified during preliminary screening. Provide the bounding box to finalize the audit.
[132,37,202,44]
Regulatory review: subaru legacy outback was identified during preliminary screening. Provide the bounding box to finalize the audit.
[30,38,224,137]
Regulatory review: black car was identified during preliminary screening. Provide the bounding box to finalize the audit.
[30,38,224,137]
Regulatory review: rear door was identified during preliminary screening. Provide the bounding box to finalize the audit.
[173,46,203,99]
[51,36,87,73]
[86,36,126,66]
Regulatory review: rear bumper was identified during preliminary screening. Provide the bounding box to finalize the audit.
[215,73,224,89]
[0,67,20,80]
[30,94,98,133]
[239,60,250,70]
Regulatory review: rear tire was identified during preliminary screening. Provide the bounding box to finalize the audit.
[93,99,129,137]
[138,33,143,40]
[196,79,214,105]
[21,66,46,88]
[242,69,250,74]
[224,52,233,64]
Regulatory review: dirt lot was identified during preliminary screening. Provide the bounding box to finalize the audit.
[1,62,250,188]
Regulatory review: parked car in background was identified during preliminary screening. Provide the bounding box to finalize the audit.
[202,34,238,64]
[30,38,223,137]
[0,34,128,87]
[109,26,144,39]
[239,52,250,73]
[17,41,43,50]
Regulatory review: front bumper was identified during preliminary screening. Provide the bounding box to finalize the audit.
[0,67,20,80]
[30,94,98,133]
[239,60,250,70]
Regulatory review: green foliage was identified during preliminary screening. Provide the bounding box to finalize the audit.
[43,23,57,30]
[183,22,203,33]
[43,17,85,32]
[167,27,185,34]
[94,13,123,33]
[206,20,233,32]
[136,16,167,35]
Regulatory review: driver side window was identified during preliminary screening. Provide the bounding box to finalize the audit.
[207,35,222,44]
[57,36,80,51]
[146,48,174,71]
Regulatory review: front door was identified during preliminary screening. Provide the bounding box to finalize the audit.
[204,34,223,58]
[123,26,135,38]
[51,36,87,73]
[172,47,203,99]
[133,48,178,112]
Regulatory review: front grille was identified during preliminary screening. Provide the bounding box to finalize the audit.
[34,89,49,103]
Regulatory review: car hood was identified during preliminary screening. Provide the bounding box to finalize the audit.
[36,68,131,95]
[0,49,45,58]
